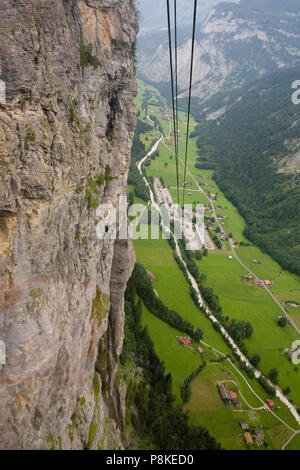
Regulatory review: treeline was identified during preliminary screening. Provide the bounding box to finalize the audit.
[149,114,162,133]
[191,66,300,275]
[121,272,221,450]
[168,232,254,357]
[166,230,280,398]
[128,119,152,202]
[181,362,207,403]
[128,263,203,342]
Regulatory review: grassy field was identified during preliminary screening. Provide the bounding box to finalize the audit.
[134,232,234,356]
[185,367,294,450]
[195,251,300,404]
[131,79,300,448]
[141,302,295,450]
[286,433,300,450]
[140,83,300,408]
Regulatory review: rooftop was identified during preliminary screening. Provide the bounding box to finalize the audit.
[244,432,253,445]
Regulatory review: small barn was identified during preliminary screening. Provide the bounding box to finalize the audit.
[177,336,191,347]
[266,398,275,408]
[244,432,253,446]
[218,383,231,403]
[254,429,265,446]
[239,421,249,431]
[230,391,238,405]
[146,269,156,281]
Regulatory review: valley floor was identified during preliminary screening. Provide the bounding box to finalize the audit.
[129,79,300,450]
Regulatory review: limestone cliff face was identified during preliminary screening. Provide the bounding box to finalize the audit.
[0,0,137,449]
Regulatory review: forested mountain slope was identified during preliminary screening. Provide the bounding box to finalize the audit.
[191,65,300,275]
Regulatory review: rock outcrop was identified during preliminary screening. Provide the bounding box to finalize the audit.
[138,0,300,102]
[0,0,137,449]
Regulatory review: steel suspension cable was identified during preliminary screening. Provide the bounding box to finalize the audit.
[166,0,180,204]
[182,0,198,207]
[174,0,180,205]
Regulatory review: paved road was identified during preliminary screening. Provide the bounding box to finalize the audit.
[164,141,300,337]
[282,429,300,450]
[163,142,226,249]
[138,108,300,430]
[200,340,298,433]
[229,239,300,336]
[155,179,215,250]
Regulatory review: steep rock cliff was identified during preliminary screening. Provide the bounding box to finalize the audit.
[0,0,137,449]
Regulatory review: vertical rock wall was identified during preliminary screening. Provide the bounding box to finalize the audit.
[0,0,137,449]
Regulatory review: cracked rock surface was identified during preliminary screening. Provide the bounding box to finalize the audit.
[0,0,137,449]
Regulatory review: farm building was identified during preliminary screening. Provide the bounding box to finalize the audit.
[177,336,191,347]
[244,432,253,446]
[266,398,275,407]
[264,280,273,286]
[230,391,238,405]
[239,421,249,431]
[146,270,156,281]
[253,278,261,286]
[197,347,204,354]
[254,429,265,445]
[218,383,232,403]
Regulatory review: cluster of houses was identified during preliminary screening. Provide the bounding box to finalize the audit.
[218,383,238,406]
[242,274,274,288]
[240,422,265,446]
[218,384,268,447]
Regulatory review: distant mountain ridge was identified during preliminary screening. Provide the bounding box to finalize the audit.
[136,0,238,33]
[138,0,300,102]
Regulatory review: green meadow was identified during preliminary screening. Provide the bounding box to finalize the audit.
[140,302,295,450]
[131,80,300,448]
[286,433,300,450]
[139,82,300,407]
